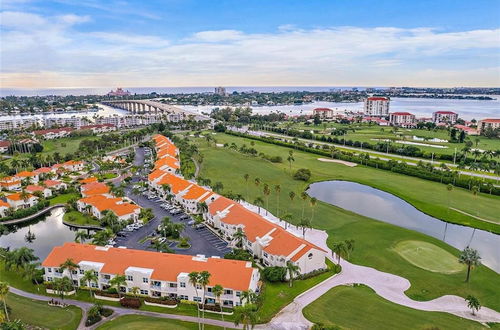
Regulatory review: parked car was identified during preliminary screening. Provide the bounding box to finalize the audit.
[187,220,195,226]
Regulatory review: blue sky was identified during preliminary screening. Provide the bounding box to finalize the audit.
[1,0,499,88]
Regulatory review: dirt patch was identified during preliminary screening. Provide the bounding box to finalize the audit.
[317,158,357,167]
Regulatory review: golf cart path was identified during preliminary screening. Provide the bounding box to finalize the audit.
[265,257,500,330]
[8,286,240,330]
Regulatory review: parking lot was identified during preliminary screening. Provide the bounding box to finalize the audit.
[113,147,232,257]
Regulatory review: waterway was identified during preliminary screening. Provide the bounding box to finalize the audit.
[0,208,94,261]
[307,180,500,273]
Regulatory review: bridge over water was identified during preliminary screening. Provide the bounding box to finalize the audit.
[103,100,210,121]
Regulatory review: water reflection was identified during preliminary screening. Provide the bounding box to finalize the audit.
[0,208,94,261]
[307,180,500,273]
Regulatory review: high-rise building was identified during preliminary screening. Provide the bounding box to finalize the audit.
[364,97,390,116]
[432,111,458,124]
[214,87,226,96]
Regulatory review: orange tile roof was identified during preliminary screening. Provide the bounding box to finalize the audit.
[0,180,21,187]
[34,167,52,174]
[6,192,37,201]
[26,185,45,193]
[79,195,139,216]
[16,171,37,178]
[108,202,140,216]
[80,177,98,184]
[209,196,326,259]
[64,160,84,166]
[156,174,191,194]
[154,157,179,170]
[157,149,178,159]
[44,180,63,187]
[0,200,9,208]
[81,182,110,196]
[43,243,255,291]
[182,184,211,201]
[148,169,168,182]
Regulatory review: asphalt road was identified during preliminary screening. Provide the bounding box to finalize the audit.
[115,147,231,257]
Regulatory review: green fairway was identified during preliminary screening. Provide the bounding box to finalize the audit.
[303,285,493,330]
[393,240,465,274]
[41,135,98,156]
[97,315,222,330]
[189,132,500,310]
[6,293,82,330]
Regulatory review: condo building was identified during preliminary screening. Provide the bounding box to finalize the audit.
[364,97,390,116]
[42,243,260,307]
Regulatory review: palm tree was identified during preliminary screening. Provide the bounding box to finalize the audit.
[109,275,127,299]
[60,258,80,289]
[285,261,301,287]
[458,247,481,282]
[274,185,281,216]
[300,192,308,219]
[262,184,270,215]
[243,174,250,200]
[253,197,264,214]
[287,150,295,172]
[189,271,202,330]
[130,286,140,298]
[309,197,317,223]
[299,218,311,238]
[197,201,208,214]
[332,242,348,265]
[74,231,90,243]
[198,271,211,330]
[344,239,355,260]
[288,191,296,214]
[282,213,292,230]
[0,282,10,322]
[212,284,225,329]
[254,177,260,190]
[240,290,257,305]
[233,228,246,248]
[233,304,258,329]
[53,276,73,301]
[213,182,224,193]
[81,270,98,299]
[22,262,41,290]
[465,295,481,316]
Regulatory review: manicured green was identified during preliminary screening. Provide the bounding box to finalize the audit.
[0,262,44,294]
[6,293,82,330]
[303,285,493,330]
[49,193,79,205]
[393,240,465,274]
[190,132,500,310]
[99,172,118,180]
[97,315,222,330]
[63,210,101,227]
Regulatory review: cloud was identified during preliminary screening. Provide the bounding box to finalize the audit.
[1,13,499,87]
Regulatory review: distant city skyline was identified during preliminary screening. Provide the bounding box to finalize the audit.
[1,0,499,88]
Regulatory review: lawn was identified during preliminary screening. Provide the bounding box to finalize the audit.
[302,285,495,330]
[63,210,101,227]
[257,259,338,323]
[97,315,223,330]
[393,240,465,274]
[190,132,500,310]
[6,293,82,330]
[41,136,98,156]
[49,193,79,205]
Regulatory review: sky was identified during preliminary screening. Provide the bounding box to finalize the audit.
[1,0,500,88]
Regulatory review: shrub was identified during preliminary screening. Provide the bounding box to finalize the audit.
[262,266,287,282]
[293,168,311,181]
[94,290,119,298]
[224,249,253,261]
[85,315,102,326]
[214,123,227,132]
[144,297,177,305]
[100,308,114,317]
[120,297,141,308]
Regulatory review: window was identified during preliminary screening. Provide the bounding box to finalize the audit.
[196,284,202,290]
[47,277,53,281]
[79,269,84,275]
[140,289,148,295]
[103,274,111,280]
[94,271,98,277]
[169,283,177,288]
[180,282,186,288]
[47,268,52,273]
[193,297,201,302]
[72,270,78,275]
[91,282,98,288]
[152,281,161,287]
[142,277,149,283]
[126,275,133,281]
[308,253,313,260]
[224,289,233,295]
[263,252,268,258]
[179,295,188,300]
[236,291,241,297]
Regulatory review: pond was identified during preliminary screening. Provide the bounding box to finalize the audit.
[0,208,94,261]
[307,181,500,273]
